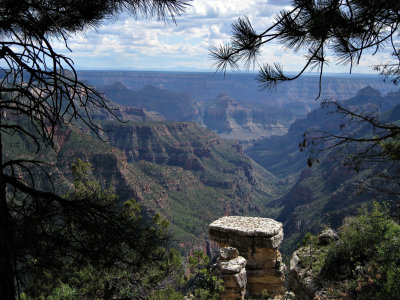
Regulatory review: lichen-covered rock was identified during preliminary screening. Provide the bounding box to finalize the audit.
[218,256,247,274]
[317,228,338,246]
[209,216,285,296]
[208,216,283,245]
[214,247,247,300]
[219,246,239,261]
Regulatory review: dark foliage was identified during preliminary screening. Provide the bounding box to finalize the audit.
[321,203,400,299]
[22,160,177,299]
[0,0,189,299]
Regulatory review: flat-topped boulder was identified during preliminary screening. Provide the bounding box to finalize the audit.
[209,216,282,236]
[209,216,285,297]
[209,216,284,249]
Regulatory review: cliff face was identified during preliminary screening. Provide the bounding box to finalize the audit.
[101,82,201,122]
[202,94,294,142]
[98,120,283,217]
[100,121,220,166]
[89,105,165,122]
[77,71,394,112]
[246,87,400,178]
[99,120,290,249]
[6,119,285,252]
[246,88,400,255]
[101,82,296,143]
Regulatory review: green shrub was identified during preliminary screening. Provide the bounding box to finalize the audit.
[321,202,400,298]
[302,232,317,246]
[185,250,224,300]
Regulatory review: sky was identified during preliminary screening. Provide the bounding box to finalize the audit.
[54,0,389,73]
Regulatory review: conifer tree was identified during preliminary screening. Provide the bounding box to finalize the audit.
[0,1,188,298]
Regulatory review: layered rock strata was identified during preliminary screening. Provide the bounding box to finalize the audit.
[213,247,247,300]
[209,216,285,296]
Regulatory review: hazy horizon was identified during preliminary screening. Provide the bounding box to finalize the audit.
[55,0,388,75]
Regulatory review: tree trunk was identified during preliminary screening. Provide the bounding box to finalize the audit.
[0,122,16,299]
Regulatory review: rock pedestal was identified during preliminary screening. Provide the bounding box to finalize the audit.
[213,247,247,300]
[209,216,285,296]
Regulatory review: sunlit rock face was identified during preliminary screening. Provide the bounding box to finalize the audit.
[209,216,285,296]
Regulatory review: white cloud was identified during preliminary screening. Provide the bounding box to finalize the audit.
[52,0,292,70]
[52,0,385,73]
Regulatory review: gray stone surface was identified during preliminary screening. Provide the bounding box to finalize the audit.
[214,247,247,300]
[318,228,338,246]
[219,246,239,261]
[209,216,284,249]
[209,216,282,237]
[219,256,247,274]
[288,249,322,300]
[234,268,247,289]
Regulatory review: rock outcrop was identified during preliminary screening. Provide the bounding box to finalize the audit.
[213,247,247,300]
[209,216,285,297]
[317,228,338,246]
[287,250,322,300]
[288,228,339,300]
